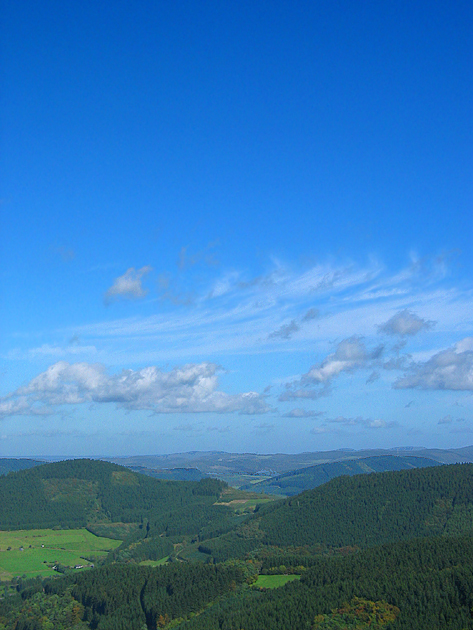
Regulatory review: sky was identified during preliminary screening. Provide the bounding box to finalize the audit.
[1,0,472,456]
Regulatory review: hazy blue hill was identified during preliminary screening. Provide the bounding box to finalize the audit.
[104,446,473,477]
[128,465,206,481]
[0,458,45,476]
[243,455,442,496]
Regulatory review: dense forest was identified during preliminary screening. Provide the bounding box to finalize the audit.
[1,535,472,629]
[1,460,473,629]
[175,535,473,630]
[198,463,473,561]
[0,459,233,533]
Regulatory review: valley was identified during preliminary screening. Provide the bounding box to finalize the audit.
[0,454,472,629]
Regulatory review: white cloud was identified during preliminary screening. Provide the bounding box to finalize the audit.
[28,344,97,358]
[104,266,152,303]
[0,361,271,419]
[394,337,473,390]
[0,397,50,417]
[368,419,390,429]
[378,309,435,336]
[305,337,372,383]
[278,337,385,400]
[310,426,330,434]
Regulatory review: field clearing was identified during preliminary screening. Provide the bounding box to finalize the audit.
[0,528,122,580]
[215,487,278,513]
[254,574,300,588]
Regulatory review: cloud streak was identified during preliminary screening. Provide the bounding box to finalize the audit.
[57,258,472,367]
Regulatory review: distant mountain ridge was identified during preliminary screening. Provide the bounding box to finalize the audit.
[103,445,473,475]
[241,455,442,496]
[0,458,46,476]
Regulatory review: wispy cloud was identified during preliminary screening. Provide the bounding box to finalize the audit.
[282,408,324,418]
[438,415,453,424]
[268,320,300,340]
[51,258,469,367]
[378,309,435,336]
[280,337,384,399]
[104,266,153,303]
[177,241,220,271]
[52,246,75,262]
[326,416,398,429]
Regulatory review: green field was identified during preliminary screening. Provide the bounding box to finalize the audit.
[0,528,122,580]
[215,487,278,513]
[254,574,300,588]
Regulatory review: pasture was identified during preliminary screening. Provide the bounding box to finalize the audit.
[254,574,300,588]
[0,528,122,580]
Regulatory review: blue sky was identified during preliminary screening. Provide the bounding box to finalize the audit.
[1,0,472,456]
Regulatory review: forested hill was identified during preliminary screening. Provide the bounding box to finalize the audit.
[2,463,473,629]
[0,458,227,531]
[201,463,473,561]
[0,458,45,476]
[243,455,442,496]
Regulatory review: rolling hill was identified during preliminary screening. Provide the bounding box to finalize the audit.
[1,461,473,629]
[199,463,473,561]
[241,454,442,495]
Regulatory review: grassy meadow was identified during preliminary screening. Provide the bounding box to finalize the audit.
[253,574,300,588]
[0,528,122,580]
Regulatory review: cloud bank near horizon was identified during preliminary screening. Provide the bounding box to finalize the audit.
[0,360,270,419]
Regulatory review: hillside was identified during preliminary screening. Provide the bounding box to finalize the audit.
[242,455,442,496]
[0,459,226,530]
[199,463,473,561]
[127,465,207,481]
[0,459,273,566]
